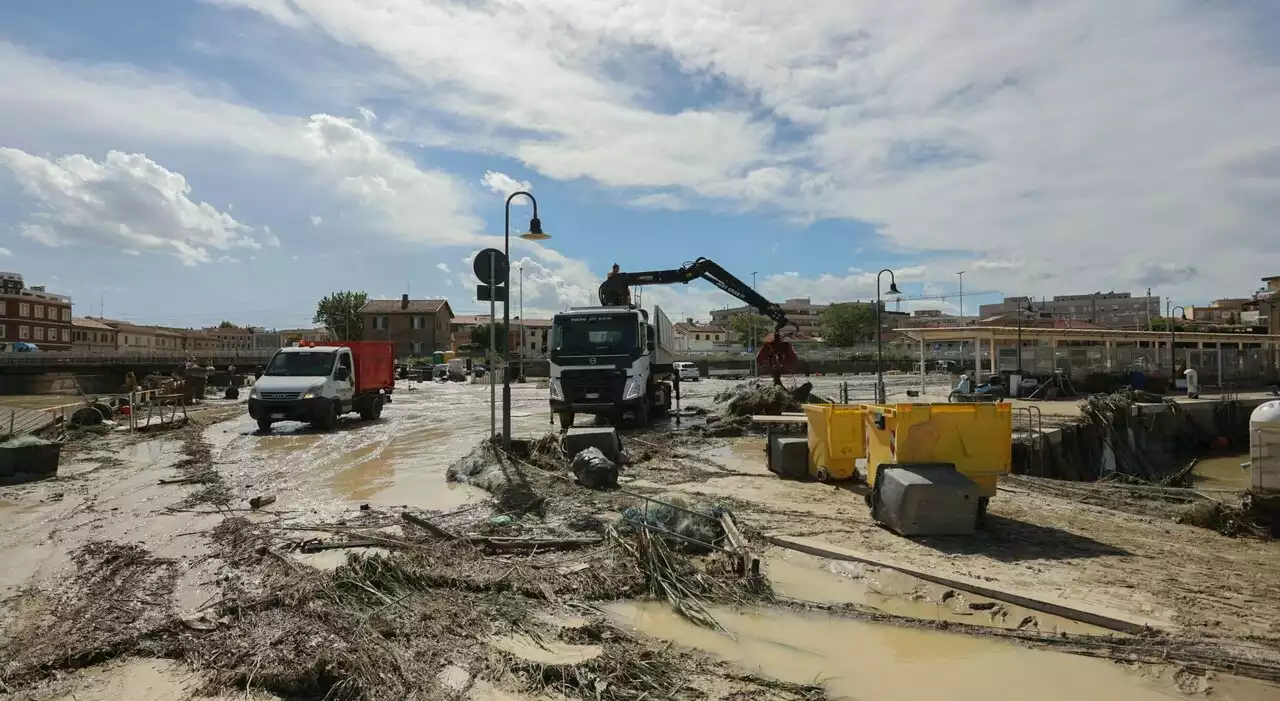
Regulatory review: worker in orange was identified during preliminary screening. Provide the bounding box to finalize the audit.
[606,263,632,305]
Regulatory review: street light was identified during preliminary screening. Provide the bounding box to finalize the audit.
[1170,305,1187,378]
[503,191,548,448]
[751,271,758,375]
[1015,298,1035,374]
[876,268,901,403]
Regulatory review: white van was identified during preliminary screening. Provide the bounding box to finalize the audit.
[673,361,700,382]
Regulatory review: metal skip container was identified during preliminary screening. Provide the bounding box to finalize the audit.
[864,402,1013,536]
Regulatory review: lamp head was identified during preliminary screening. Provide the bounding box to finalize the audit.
[519,216,550,241]
[887,282,901,295]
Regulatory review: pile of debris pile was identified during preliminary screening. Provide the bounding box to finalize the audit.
[714,380,824,418]
[447,439,547,514]
[618,494,727,553]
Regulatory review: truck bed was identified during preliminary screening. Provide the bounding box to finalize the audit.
[326,341,395,393]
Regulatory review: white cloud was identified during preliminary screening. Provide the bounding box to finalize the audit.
[629,193,688,211]
[0,148,262,266]
[481,171,532,204]
[310,214,323,226]
[357,106,377,125]
[0,247,10,257]
[436,262,450,273]
[218,1,1280,299]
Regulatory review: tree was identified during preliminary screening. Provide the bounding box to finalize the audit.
[313,291,369,341]
[728,314,772,347]
[217,320,237,328]
[470,323,508,354]
[821,303,877,346]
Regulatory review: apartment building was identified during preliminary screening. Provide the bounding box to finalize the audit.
[71,317,118,351]
[710,297,827,337]
[359,295,454,357]
[203,325,255,351]
[979,292,1159,329]
[673,320,731,352]
[0,272,73,350]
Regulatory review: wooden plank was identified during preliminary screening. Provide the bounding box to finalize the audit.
[765,535,1168,634]
[751,414,809,424]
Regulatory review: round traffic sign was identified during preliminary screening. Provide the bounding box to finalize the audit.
[473,248,509,286]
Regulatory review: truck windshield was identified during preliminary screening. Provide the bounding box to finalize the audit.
[263,351,336,377]
[553,315,637,355]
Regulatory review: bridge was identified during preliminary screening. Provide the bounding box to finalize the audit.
[0,350,278,374]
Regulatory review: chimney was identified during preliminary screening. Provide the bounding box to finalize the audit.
[400,294,409,310]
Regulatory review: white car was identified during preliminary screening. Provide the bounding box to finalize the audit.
[673,361,700,382]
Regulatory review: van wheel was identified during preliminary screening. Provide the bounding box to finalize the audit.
[313,400,339,430]
[257,418,273,433]
[557,411,575,430]
[371,395,384,419]
[359,396,382,420]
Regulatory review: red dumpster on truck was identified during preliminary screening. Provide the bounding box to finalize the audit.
[249,341,396,433]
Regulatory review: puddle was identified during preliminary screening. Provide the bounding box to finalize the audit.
[487,633,602,664]
[292,546,392,570]
[1193,454,1251,490]
[42,658,200,701]
[607,602,1274,701]
[766,549,1112,635]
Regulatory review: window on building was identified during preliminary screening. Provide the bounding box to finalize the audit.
[0,301,5,315]
[19,303,30,317]
[34,326,44,340]
[19,326,29,339]
[0,324,5,339]
[123,335,129,344]
[62,309,70,321]
[49,328,57,342]
[411,315,427,330]
[372,316,389,330]
[33,305,43,319]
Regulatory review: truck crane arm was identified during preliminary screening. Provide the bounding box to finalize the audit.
[599,258,799,383]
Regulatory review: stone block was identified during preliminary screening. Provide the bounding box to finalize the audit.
[873,463,982,537]
[768,435,809,479]
[564,426,620,461]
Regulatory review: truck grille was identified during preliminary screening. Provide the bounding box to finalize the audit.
[561,368,625,402]
[260,391,299,401]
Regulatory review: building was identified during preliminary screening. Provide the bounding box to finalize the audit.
[450,315,487,351]
[509,318,553,358]
[0,272,74,350]
[673,320,731,352]
[1260,276,1280,333]
[71,317,118,352]
[1187,298,1251,324]
[107,320,163,351]
[253,329,285,351]
[203,325,255,351]
[710,297,827,337]
[359,295,454,358]
[278,328,330,345]
[979,292,1160,329]
[896,309,975,329]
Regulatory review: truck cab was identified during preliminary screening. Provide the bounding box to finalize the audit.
[548,306,674,429]
[248,342,393,432]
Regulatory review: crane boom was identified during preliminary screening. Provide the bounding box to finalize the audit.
[599,258,796,336]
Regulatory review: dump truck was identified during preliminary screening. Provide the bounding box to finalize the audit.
[548,304,675,429]
[248,341,395,432]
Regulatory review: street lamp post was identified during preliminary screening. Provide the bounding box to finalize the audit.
[876,268,901,403]
[518,264,524,382]
[503,191,549,448]
[1015,298,1035,374]
[751,271,758,375]
[1170,305,1187,379]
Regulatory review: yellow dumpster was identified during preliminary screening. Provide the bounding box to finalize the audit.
[802,403,868,481]
[864,402,1012,497]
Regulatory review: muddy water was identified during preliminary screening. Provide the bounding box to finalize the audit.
[1193,453,1251,490]
[608,602,1275,701]
[207,381,556,520]
[765,549,1110,635]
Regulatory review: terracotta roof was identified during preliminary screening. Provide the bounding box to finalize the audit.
[360,299,450,314]
[72,317,116,331]
[452,315,488,326]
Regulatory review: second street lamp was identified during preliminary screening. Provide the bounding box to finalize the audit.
[1016,298,1035,375]
[503,191,549,448]
[1170,305,1187,379]
[876,268,901,404]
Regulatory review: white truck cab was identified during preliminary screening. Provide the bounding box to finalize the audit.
[248,343,392,432]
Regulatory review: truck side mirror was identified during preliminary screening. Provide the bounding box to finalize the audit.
[647,341,655,352]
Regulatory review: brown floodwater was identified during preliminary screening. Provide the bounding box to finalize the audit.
[607,601,1278,701]
[1192,453,1251,490]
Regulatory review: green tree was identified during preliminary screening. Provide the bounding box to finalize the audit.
[728,314,772,347]
[313,290,369,341]
[217,320,237,328]
[470,323,508,354]
[821,303,877,346]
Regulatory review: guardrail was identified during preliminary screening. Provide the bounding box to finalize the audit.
[0,350,277,366]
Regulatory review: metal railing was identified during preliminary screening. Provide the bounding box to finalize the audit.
[0,349,276,366]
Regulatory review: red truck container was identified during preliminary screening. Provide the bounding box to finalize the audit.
[309,341,396,393]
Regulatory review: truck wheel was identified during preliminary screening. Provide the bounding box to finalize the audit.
[257,418,273,433]
[371,395,384,419]
[977,497,990,526]
[557,411,575,430]
[313,400,339,430]
[358,396,380,421]
[633,399,650,428]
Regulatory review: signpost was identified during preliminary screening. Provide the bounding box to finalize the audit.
[474,248,508,439]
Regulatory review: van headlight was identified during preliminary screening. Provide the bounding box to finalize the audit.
[549,378,563,401]
[623,376,644,401]
[249,386,261,399]
[302,383,324,399]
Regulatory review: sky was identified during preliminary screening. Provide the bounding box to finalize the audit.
[1,0,1278,330]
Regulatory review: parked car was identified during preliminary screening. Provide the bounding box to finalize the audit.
[673,361,700,382]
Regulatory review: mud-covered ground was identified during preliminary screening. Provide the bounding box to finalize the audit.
[1,376,1278,700]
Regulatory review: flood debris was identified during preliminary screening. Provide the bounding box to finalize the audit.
[249,494,276,510]
[619,494,728,554]
[715,380,804,417]
[570,447,619,489]
[447,439,548,514]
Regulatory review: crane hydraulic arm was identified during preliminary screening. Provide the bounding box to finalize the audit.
[599,258,799,382]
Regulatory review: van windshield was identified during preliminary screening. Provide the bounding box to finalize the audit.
[552,315,637,356]
[264,351,336,377]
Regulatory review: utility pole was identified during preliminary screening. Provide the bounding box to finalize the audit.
[956,271,964,320]
[1146,287,1153,332]
[751,272,758,377]
[518,265,524,381]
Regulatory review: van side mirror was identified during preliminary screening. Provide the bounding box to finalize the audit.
[647,341,655,352]
[335,366,350,381]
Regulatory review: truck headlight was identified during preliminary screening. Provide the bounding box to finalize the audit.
[549,378,563,401]
[623,376,644,401]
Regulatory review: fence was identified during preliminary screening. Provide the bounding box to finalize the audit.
[0,350,277,366]
[993,346,1280,386]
